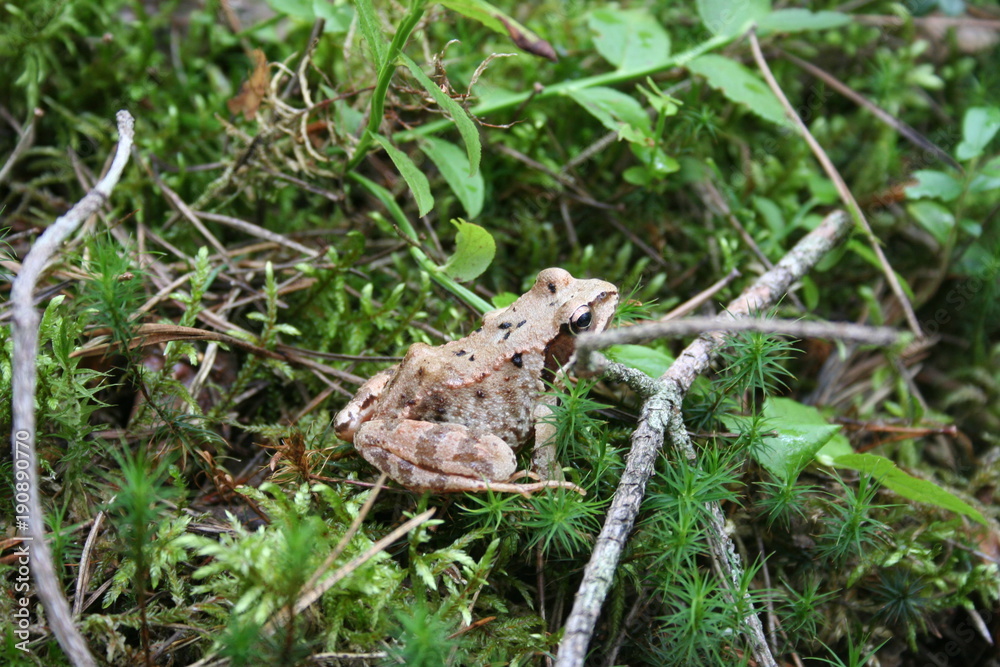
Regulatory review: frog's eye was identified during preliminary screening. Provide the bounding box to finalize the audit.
[570,306,593,333]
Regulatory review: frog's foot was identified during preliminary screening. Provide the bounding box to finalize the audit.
[505,470,586,496]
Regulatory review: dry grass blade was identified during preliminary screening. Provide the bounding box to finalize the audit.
[748,28,923,337]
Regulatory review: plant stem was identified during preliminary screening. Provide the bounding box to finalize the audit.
[394,32,734,143]
[347,0,427,171]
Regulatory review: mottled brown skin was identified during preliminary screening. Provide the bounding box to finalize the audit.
[334,268,618,494]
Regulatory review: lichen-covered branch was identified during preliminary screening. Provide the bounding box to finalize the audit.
[556,210,853,667]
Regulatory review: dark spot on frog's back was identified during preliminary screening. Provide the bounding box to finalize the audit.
[511,352,523,368]
[498,321,512,330]
[548,282,557,294]
[476,390,486,399]
[455,349,467,357]
[502,331,511,340]
[516,320,526,328]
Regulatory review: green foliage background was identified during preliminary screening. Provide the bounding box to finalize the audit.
[1,0,999,664]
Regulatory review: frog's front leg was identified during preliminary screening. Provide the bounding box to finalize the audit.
[531,398,564,482]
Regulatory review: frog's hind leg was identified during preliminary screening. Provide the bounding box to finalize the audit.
[355,419,516,492]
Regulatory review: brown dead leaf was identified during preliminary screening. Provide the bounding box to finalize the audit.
[227,49,269,119]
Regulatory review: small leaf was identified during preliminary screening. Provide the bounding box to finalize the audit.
[438,0,557,61]
[421,137,485,218]
[956,106,1000,160]
[371,133,434,217]
[227,49,269,120]
[905,169,963,202]
[833,453,987,525]
[442,219,496,282]
[565,86,651,137]
[907,200,956,246]
[607,344,674,378]
[757,9,850,34]
[354,0,386,68]
[969,157,1000,193]
[731,398,842,482]
[687,54,786,125]
[587,7,671,72]
[399,53,481,175]
[697,0,770,36]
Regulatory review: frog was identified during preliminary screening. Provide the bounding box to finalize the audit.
[334,268,618,495]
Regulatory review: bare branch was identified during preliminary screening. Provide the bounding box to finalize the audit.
[577,315,908,373]
[10,110,135,667]
[557,210,854,667]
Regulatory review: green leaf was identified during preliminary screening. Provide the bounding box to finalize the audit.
[907,200,956,246]
[398,53,482,175]
[587,7,671,72]
[565,86,651,137]
[969,157,1000,193]
[757,9,850,34]
[371,133,434,217]
[729,398,842,482]
[354,0,386,68]
[607,344,674,378]
[905,169,963,202]
[832,453,987,525]
[696,0,770,36]
[265,0,355,31]
[441,219,495,282]
[420,137,485,218]
[687,54,786,125]
[437,0,557,61]
[956,106,1000,161]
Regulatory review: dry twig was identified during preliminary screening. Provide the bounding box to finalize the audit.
[10,109,135,667]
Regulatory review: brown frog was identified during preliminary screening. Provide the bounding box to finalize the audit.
[334,268,618,494]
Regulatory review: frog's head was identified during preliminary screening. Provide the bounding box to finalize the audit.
[534,267,618,369]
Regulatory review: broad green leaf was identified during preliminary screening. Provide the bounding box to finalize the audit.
[354,0,386,68]
[442,219,495,282]
[833,453,986,525]
[437,0,557,61]
[491,291,518,309]
[265,0,354,32]
[587,7,671,72]
[696,0,770,37]
[607,344,674,378]
[905,169,963,202]
[421,137,485,218]
[687,54,786,125]
[907,200,956,246]
[726,398,841,482]
[399,53,482,175]
[565,86,651,137]
[371,133,433,217]
[956,106,1000,161]
[969,157,1000,193]
[757,9,850,34]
